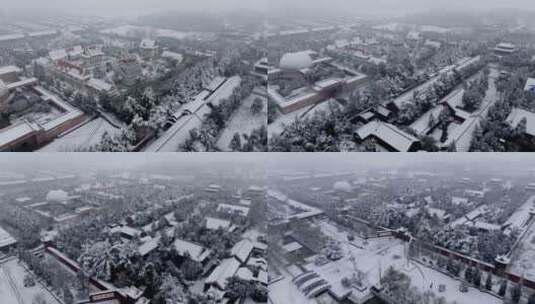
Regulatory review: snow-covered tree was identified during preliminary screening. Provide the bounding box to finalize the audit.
[158,274,186,304]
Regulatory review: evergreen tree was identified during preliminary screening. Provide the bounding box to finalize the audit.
[498,280,507,297]
[229,133,242,151]
[485,273,493,291]
[473,268,481,288]
[465,267,473,283]
[511,283,522,303]
[528,293,535,304]
[63,286,74,304]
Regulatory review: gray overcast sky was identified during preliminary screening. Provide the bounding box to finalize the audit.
[0,0,533,18]
[267,0,535,16]
[0,0,268,17]
[0,153,265,173]
[266,153,535,175]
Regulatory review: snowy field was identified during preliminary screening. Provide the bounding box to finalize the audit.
[39,118,120,152]
[0,259,62,304]
[216,92,267,151]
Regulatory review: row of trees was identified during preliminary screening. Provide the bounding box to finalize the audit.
[461,72,489,112]
[180,76,259,151]
[228,125,268,152]
[471,63,535,151]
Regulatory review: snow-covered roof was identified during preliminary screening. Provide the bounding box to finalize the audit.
[451,196,469,205]
[39,117,120,152]
[0,65,22,76]
[356,120,418,152]
[504,195,535,232]
[314,78,342,90]
[140,39,157,49]
[409,104,446,136]
[0,225,17,248]
[465,205,488,221]
[450,205,488,227]
[138,236,160,256]
[470,221,501,231]
[239,199,252,206]
[87,78,113,92]
[217,203,250,216]
[236,267,268,285]
[112,226,140,238]
[205,257,240,290]
[144,76,241,152]
[279,51,314,70]
[205,76,226,92]
[46,189,69,202]
[205,217,231,230]
[6,77,38,90]
[525,78,535,93]
[507,107,535,137]
[173,238,211,262]
[161,51,183,63]
[231,239,254,263]
[496,42,516,49]
[268,190,324,220]
[0,120,40,148]
[282,242,303,253]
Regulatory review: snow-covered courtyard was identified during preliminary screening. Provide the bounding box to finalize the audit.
[270,220,502,304]
[0,259,62,304]
[217,92,267,151]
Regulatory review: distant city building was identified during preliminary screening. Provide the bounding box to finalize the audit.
[494,42,518,55]
[139,39,159,60]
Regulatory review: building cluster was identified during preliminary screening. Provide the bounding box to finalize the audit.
[353,55,484,152]
[0,65,85,151]
[34,44,117,97]
[268,50,368,114]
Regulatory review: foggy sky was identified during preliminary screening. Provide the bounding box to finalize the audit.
[266,153,535,176]
[0,153,265,173]
[0,0,269,17]
[2,0,534,18]
[267,0,535,16]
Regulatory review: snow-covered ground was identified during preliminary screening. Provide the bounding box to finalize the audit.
[216,92,266,151]
[39,118,120,152]
[510,220,535,281]
[275,221,502,304]
[0,259,62,304]
[268,99,339,138]
[269,276,315,304]
[442,68,499,151]
[144,76,241,152]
